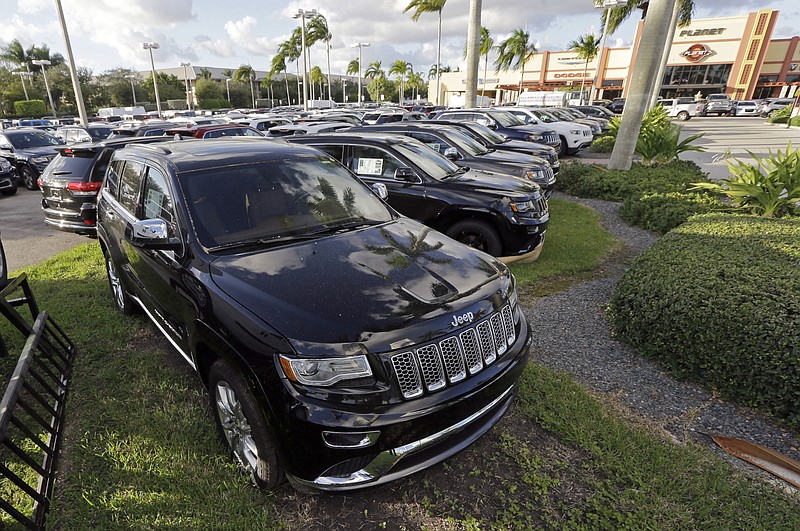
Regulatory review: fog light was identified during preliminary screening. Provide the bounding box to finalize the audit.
[322,430,380,449]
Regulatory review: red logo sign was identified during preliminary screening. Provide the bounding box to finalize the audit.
[681,43,713,63]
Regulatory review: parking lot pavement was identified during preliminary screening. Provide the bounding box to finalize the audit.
[0,187,90,273]
[679,117,800,180]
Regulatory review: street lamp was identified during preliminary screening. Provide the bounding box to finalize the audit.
[249,74,256,109]
[293,9,318,111]
[142,42,162,118]
[225,77,231,105]
[349,42,370,105]
[126,74,138,106]
[32,60,57,117]
[180,62,193,111]
[11,71,33,100]
[591,0,627,105]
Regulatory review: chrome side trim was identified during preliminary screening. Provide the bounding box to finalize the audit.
[293,384,515,489]
[131,294,196,370]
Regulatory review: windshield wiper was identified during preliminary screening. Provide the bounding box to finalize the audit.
[304,219,384,235]
[207,234,322,252]
[445,166,470,179]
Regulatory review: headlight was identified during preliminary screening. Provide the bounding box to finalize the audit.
[33,156,51,164]
[525,169,544,180]
[279,354,372,386]
[526,133,543,141]
[510,199,539,218]
[569,130,581,135]
[0,159,10,171]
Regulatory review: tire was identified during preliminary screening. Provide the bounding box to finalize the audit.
[445,219,502,257]
[676,111,690,121]
[20,165,39,191]
[104,251,136,315]
[557,136,568,157]
[209,359,284,490]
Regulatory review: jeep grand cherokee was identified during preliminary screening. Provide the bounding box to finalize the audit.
[97,139,531,491]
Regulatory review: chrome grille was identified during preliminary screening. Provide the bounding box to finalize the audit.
[390,305,517,399]
[543,133,559,144]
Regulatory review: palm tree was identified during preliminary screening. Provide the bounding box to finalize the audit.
[307,15,333,100]
[404,0,447,104]
[428,64,451,79]
[494,28,536,96]
[603,0,693,34]
[477,27,493,100]
[269,53,291,105]
[407,70,426,101]
[364,61,385,81]
[389,60,412,104]
[310,66,325,99]
[568,33,600,105]
[234,64,256,108]
[0,39,27,69]
[279,31,303,105]
[347,59,360,77]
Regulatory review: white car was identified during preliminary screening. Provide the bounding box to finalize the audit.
[731,100,759,117]
[495,106,593,156]
[656,98,705,120]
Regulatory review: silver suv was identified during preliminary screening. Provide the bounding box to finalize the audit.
[705,94,732,116]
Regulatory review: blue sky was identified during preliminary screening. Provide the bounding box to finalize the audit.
[1,0,797,75]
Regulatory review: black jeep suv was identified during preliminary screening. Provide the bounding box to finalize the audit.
[0,128,64,190]
[97,139,531,491]
[348,123,556,197]
[39,137,172,234]
[284,132,549,261]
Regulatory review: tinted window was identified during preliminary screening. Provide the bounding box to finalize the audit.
[45,151,96,182]
[118,160,144,214]
[105,159,124,197]
[349,145,405,179]
[141,166,174,223]
[179,155,392,248]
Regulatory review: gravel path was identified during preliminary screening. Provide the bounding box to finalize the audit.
[521,193,800,470]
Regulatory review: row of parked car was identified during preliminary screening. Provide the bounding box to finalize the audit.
[3,105,595,492]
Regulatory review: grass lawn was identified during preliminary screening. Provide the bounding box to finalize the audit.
[1,198,798,529]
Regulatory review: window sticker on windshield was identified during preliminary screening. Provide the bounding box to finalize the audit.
[356,158,384,176]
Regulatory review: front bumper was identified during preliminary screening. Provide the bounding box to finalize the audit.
[278,310,532,490]
[0,172,15,193]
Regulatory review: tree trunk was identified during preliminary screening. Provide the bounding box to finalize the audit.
[465,0,482,108]
[608,0,678,170]
[435,10,442,105]
[648,2,681,110]
[579,59,589,105]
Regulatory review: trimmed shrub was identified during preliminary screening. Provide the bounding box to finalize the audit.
[589,135,615,153]
[13,99,47,117]
[608,213,800,428]
[619,192,723,234]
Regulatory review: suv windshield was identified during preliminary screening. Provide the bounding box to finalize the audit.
[179,155,393,248]
[7,131,62,149]
[438,129,490,156]
[488,111,525,127]
[392,140,461,180]
[529,110,558,124]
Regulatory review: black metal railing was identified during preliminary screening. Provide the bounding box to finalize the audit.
[1,262,77,529]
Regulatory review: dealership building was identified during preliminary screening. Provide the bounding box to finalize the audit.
[436,9,799,105]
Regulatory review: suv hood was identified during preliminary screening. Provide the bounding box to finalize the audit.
[469,149,548,169]
[14,145,60,158]
[210,217,505,347]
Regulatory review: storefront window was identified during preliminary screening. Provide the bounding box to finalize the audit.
[664,64,732,87]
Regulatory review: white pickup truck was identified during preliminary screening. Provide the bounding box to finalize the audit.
[656,98,705,121]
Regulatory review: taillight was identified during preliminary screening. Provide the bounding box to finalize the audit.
[67,181,102,196]
[37,177,43,187]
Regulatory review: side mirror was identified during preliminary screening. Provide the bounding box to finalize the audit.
[371,182,388,200]
[393,167,418,183]
[0,145,12,152]
[127,219,181,250]
[443,147,460,160]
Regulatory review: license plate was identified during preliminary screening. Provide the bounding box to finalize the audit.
[50,189,62,200]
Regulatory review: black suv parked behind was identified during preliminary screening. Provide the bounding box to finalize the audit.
[97,138,531,491]
[0,128,64,190]
[430,108,562,152]
[349,123,556,197]
[284,132,549,261]
[39,137,171,234]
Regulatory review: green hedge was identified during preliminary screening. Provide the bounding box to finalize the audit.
[607,213,800,428]
[556,161,721,233]
[589,135,615,153]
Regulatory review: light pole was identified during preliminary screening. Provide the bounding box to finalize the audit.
[350,42,370,105]
[126,74,138,106]
[55,0,88,126]
[591,0,627,105]
[249,74,256,108]
[225,78,231,105]
[32,60,57,117]
[142,42,162,118]
[11,71,32,100]
[293,9,318,111]
[180,62,192,110]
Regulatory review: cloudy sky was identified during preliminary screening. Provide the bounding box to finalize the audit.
[2,0,798,76]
